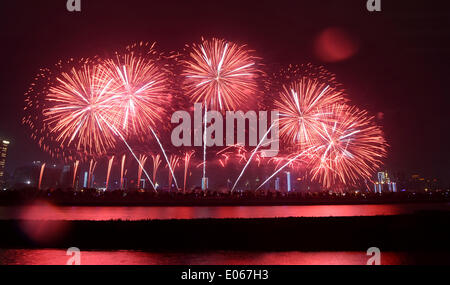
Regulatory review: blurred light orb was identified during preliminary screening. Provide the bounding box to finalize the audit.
[18,201,68,245]
[314,27,359,62]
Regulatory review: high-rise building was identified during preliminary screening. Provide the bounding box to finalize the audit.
[83,171,88,188]
[0,140,10,187]
[286,172,291,192]
[275,177,280,191]
[377,171,390,184]
[374,171,397,193]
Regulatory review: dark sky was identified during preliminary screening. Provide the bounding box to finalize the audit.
[0,0,449,183]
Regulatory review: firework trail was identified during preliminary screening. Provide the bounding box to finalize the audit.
[92,160,98,187]
[309,105,387,189]
[203,103,207,187]
[106,156,114,190]
[256,146,318,190]
[104,121,157,191]
[151,154,162,186]
[168,155,180,190]
[182,38,262,112]
[137,154,148,189]
[217,145,249,167]
[38,163,46,190]
[268,151,306,171]
[150,127,179,190]
[72,160,79,188]
[87,159,93,188]
[120,154,126,189]
[87,159,97,188]
[217,151,230,168]
[183,151,195,192]
[231,123,275,192]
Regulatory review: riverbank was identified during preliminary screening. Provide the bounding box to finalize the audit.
[1,188,448,207]
[1,211,449,251]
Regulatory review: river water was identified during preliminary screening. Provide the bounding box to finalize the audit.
[1,203,449,265]
[1,202,448,221]
[0,249,448,265]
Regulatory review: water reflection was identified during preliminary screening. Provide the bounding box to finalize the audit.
[0,249,447,265]
[0,203,448,221]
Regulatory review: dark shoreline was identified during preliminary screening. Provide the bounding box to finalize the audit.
[2,201,449,207]
[1,211,449,252]
[1,196,449,207]
[1,188,448,207]
[3,200,449,207]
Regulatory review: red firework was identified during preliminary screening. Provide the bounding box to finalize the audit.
[100,42,171,139]
[273,64,346,147]
[182,38,262,111]
[25,59,118,159]
[309,105,388,189]
[216,145,259,167]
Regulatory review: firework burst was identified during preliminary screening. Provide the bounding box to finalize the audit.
[100,42,172,139]
[24,58,118,160]
[273,64,346,147]
[309,105,388,189]
[182,38,262,111]
[43,64,117,156]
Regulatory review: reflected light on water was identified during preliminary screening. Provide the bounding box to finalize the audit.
[0,203,448,221]
[0,249,426,265]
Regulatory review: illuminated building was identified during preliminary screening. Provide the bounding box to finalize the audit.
[0,140,10,187]
[378,171,389,184]
[410,174,439,192]
[275,177,280,191]
[202,177,208,190]
[286,172,291,192]
[83,171,88,188]
[374,183,382,194]
[139,179,146,189]
[374,171,397,193]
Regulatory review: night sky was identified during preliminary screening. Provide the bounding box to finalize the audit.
[0,0,449,184]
